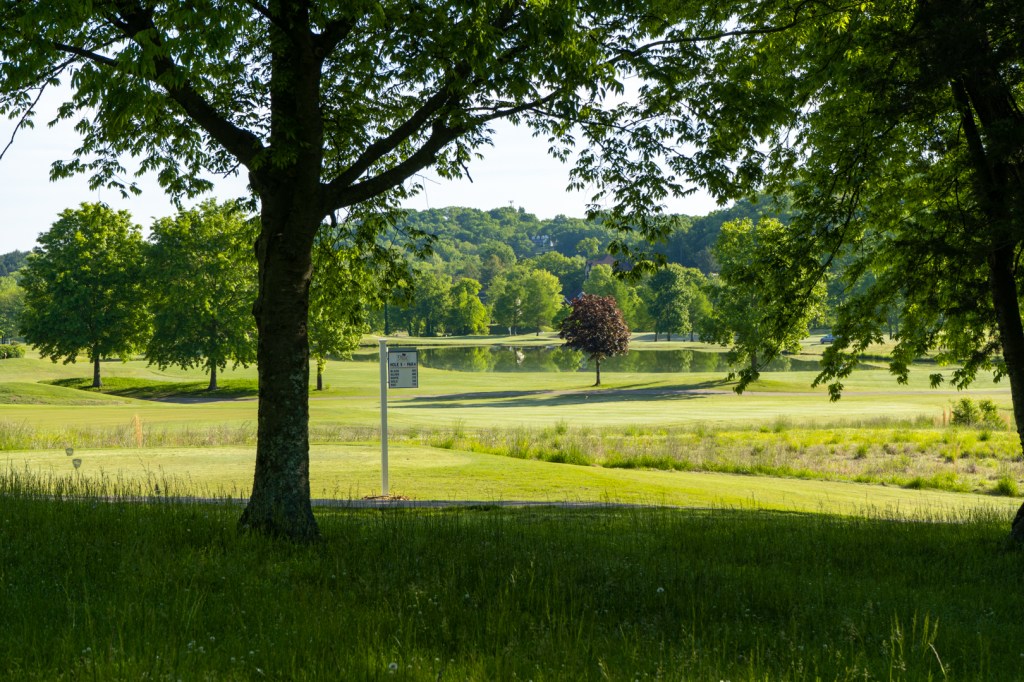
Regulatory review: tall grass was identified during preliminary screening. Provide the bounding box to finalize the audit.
[0,419,383,450]
[1,470,1022,680]
[410,419,1024,497]
[3,415,1023,497]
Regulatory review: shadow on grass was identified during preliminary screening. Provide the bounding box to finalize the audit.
[400,380,733,410]
[47,377,259,402]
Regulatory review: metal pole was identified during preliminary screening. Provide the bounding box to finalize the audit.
[379,338,389,497]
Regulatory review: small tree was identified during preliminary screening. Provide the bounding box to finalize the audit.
[20,203,149,388]
[559,294,630,386]
[522,268,564,335]
[402,268,452,337]
[489,269,527,335]
[646,264,694,341]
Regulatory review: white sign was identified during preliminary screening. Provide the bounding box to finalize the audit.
[387,348,419,389]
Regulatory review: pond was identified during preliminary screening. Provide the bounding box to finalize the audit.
[358,346,841,374]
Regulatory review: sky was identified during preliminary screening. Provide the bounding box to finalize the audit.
[0,105,721,254]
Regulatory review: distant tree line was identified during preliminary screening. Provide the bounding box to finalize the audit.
[375,198,828,354]
[2,196,877,388]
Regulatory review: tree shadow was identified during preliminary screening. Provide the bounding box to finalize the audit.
[399,380,735,411]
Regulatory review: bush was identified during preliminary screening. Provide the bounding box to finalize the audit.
[950,398,1006,430]
[978,399,1005,429]
[0,344,25,359]
[993,475,1019,497]
[950,398,980,426]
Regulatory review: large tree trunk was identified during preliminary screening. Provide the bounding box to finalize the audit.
[208,362,218,391]
[988,248,1024,542]
[947,57,1024,540]
[92,353,101,389]
[238,192,320,542]
[237,3,326,542]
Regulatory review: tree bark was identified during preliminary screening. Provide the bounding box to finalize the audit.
[946,55,1024,539]
[92,353,101,388]
[988,247,1024,542]
[316,362,323,391]
[237,191,320,542]
[208,362,218,391]
[594,357,601,386]
[236,1,327,542]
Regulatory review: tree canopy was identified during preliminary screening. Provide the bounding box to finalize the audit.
[0,276,24,344]
[703,218,826,382]
[308,217,395,392]
[646,264,707,342]
[446,278,490,336]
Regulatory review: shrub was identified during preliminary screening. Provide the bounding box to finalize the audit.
[950,398,1006,430]
[950,398,981,426]
[993,475,1019,497]
[0,344,25,359]
[978,400,1006,429]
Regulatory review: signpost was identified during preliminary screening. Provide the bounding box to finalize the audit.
[379,340,418,496]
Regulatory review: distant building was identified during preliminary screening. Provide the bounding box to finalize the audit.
[583,254,619,278]
[529,234,556,253]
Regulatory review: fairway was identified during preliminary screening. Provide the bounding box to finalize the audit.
[7,442,1020,520]
[0,343,1013,432]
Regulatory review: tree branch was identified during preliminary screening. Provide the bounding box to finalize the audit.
[326,87,458,192]
[96,6,266,169]
[52,41,118,68]
[314,16,359,57]
[612,0,830,63]
[0,80,51,162]
[331,121,466,209]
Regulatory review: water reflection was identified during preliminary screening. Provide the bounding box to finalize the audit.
[362,346,833,373]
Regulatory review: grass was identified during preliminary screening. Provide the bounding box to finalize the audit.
[405,420,1024,496]
[6,442,1022,519]
[0,381,132,405]
[0,342,1018,498]
[49,376,259,400]
[2,471,1024,680]
[1,341,1023,678]
[8,411,1024,497]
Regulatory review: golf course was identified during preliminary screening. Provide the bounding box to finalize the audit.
[2,333,1021,515]
[4,334,1024,680]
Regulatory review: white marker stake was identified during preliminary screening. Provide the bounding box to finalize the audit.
[379,338,389,497]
